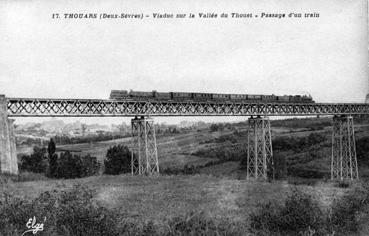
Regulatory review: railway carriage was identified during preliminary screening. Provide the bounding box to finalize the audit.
[213,93,230,100]
[129,90,154,98]
[153,91,171,100]
[192,93,213,101]
[171,92,192,100]
[230,94,248,100]
[277,95,289,102]
[109,90,128,99]
[262,95,277,102]
[247,95,262,102]
[109,89,315,103]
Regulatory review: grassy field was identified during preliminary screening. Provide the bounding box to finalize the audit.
[2,174,347,225]
[16,118,369,176]
[8,117,369,235]
[16,129,231,169]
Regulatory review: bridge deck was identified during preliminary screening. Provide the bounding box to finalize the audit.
[6,98,369,117]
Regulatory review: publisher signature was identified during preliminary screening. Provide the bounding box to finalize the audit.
[21,216,46,236]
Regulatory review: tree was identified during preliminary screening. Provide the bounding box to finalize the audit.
[20,146,47,173]
[104,145,133,175]
[210,123,224,132]
[357,136,369,166]
[81,124,87,137]
[47,138,58,177]
[56,151,82,178]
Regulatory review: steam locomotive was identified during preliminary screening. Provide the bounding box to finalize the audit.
[109,90,315,103]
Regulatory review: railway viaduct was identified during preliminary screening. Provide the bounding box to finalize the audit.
[1,94,369,181]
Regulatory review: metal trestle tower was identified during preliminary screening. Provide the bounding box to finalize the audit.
[247,116,274,180]
[331,115,359,180]
[131,116,159,175]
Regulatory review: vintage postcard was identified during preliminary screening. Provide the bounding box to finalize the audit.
[0,0,368,235]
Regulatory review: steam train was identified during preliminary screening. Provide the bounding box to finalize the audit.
[109,90,315,103]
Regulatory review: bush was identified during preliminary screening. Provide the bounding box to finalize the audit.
[250,189,326,235]
[210,123,225,132]
[334,181,350,189]
[271,117,331,130]
[329,182,369,233]
[161,164,200,175]
[287,178,319,186]
[17,171,49,182]
[287,167,327,179]
[356,137,369,166]
[80,154,101,176]
[55,152,100,179]
[167,211,243,236]
[273,133,326,152]
[20,146,48,173]
[0,187,245,236]
[0,184,120,236]
[214,134,238,144]
[56,151,82,178]
[274,153,287,179]
[194,146,246,162]
[104,145,134,175]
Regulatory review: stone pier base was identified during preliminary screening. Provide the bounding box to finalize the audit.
[0,95,18,175]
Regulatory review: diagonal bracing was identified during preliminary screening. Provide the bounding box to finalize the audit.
[131,116,159,175]
[247,116,274,180]
[331,115,359,180]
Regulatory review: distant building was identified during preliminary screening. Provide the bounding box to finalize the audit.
[366,94,369,103]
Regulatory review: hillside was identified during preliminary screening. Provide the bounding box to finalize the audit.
[5,116,369,235]
[3,174,346,224]
[16,116,369,179]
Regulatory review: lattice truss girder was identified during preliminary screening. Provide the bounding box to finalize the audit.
[247,116,274,180]
[131,117,159,175]
[6,98,369,116]
[331,116,359,180]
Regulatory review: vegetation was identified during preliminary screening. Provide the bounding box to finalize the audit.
[356,136,369,166]
[47,138,58,178]
[17,133,128,146]
[20,145,100,179]
[273,133,327,152]
[167,211,243,235]
[271,117,332,130]
[194,146,246,162]
[273,153,287,179]
[19,146,48,173]
[161,164,200,175]
[55,152,100,179]
[329,182,369,234]
[0,185,120,236]
[104,145,134,175]
[0,184,245,236]
[53,133,128,145]
[3,180,369,236]
[10,117,369,235]
[210,123,225,132]
[250,182,369,235]
[250,189,326,235]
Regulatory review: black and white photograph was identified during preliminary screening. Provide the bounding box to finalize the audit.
[0,0,368,235]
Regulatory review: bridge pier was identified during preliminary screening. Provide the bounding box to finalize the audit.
[131,116,159,175]
[247,116,274,180]
[0,95,18,175]
[331,115,359,181]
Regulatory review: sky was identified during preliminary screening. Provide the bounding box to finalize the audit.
[0,0,368,125]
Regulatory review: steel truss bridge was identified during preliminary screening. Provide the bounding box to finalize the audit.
[6,97,369,117]
[2,96,368,181]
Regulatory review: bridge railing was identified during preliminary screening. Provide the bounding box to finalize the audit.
[5,98,369,117]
